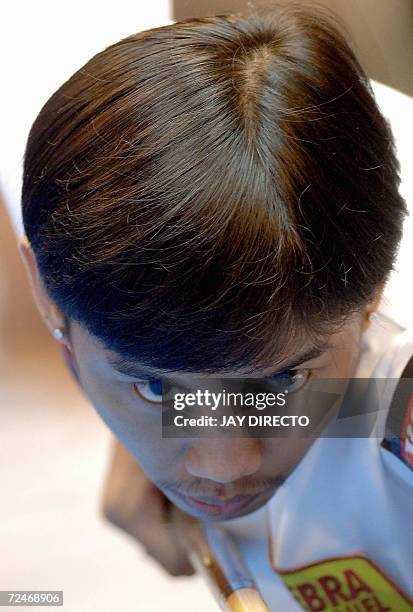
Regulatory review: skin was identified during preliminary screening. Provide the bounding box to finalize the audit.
[19,237,381,575]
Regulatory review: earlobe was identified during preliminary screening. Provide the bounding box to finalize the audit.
[18,235,70,348]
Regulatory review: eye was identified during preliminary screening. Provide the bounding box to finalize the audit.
[132,379,164,404]
[269,369,310,393]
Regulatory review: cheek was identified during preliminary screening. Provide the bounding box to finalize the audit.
[81,375,155,450]
[264,438,315,475]
[79,373,184,475]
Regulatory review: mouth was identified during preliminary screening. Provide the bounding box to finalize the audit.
[176,489,274,519]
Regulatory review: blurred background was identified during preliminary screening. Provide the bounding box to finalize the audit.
[0,1,412,610]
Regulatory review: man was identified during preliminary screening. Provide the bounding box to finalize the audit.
[19,6,413,608]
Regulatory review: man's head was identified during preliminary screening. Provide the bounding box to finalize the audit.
[21,7,406,520]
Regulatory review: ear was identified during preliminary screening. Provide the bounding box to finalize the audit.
[361,284,385,332]
[18,235,71,349]
[366,284,385,316]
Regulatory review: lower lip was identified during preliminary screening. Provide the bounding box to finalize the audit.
[182,493,264,518]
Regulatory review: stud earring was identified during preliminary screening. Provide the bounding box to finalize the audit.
[52,328,65,342]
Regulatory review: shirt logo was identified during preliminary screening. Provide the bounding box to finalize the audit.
[278,556,413,611]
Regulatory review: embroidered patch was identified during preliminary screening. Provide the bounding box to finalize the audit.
[278,556,413,611]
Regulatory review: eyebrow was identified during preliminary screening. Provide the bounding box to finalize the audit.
[105,343,330,381]
[267,344,330,375]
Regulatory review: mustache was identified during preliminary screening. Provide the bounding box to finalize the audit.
[157,475,285,499]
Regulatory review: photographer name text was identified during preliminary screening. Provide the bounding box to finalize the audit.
[174,414,310,427]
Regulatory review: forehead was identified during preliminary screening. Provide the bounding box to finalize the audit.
[69,319,358,381]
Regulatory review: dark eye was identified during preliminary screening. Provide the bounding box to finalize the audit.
[132,379,163,404]
[270,369,310,393]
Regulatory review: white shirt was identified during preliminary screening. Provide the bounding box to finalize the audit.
[223,310,413,609]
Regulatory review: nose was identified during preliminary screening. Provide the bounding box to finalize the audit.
[184,437,262,484]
